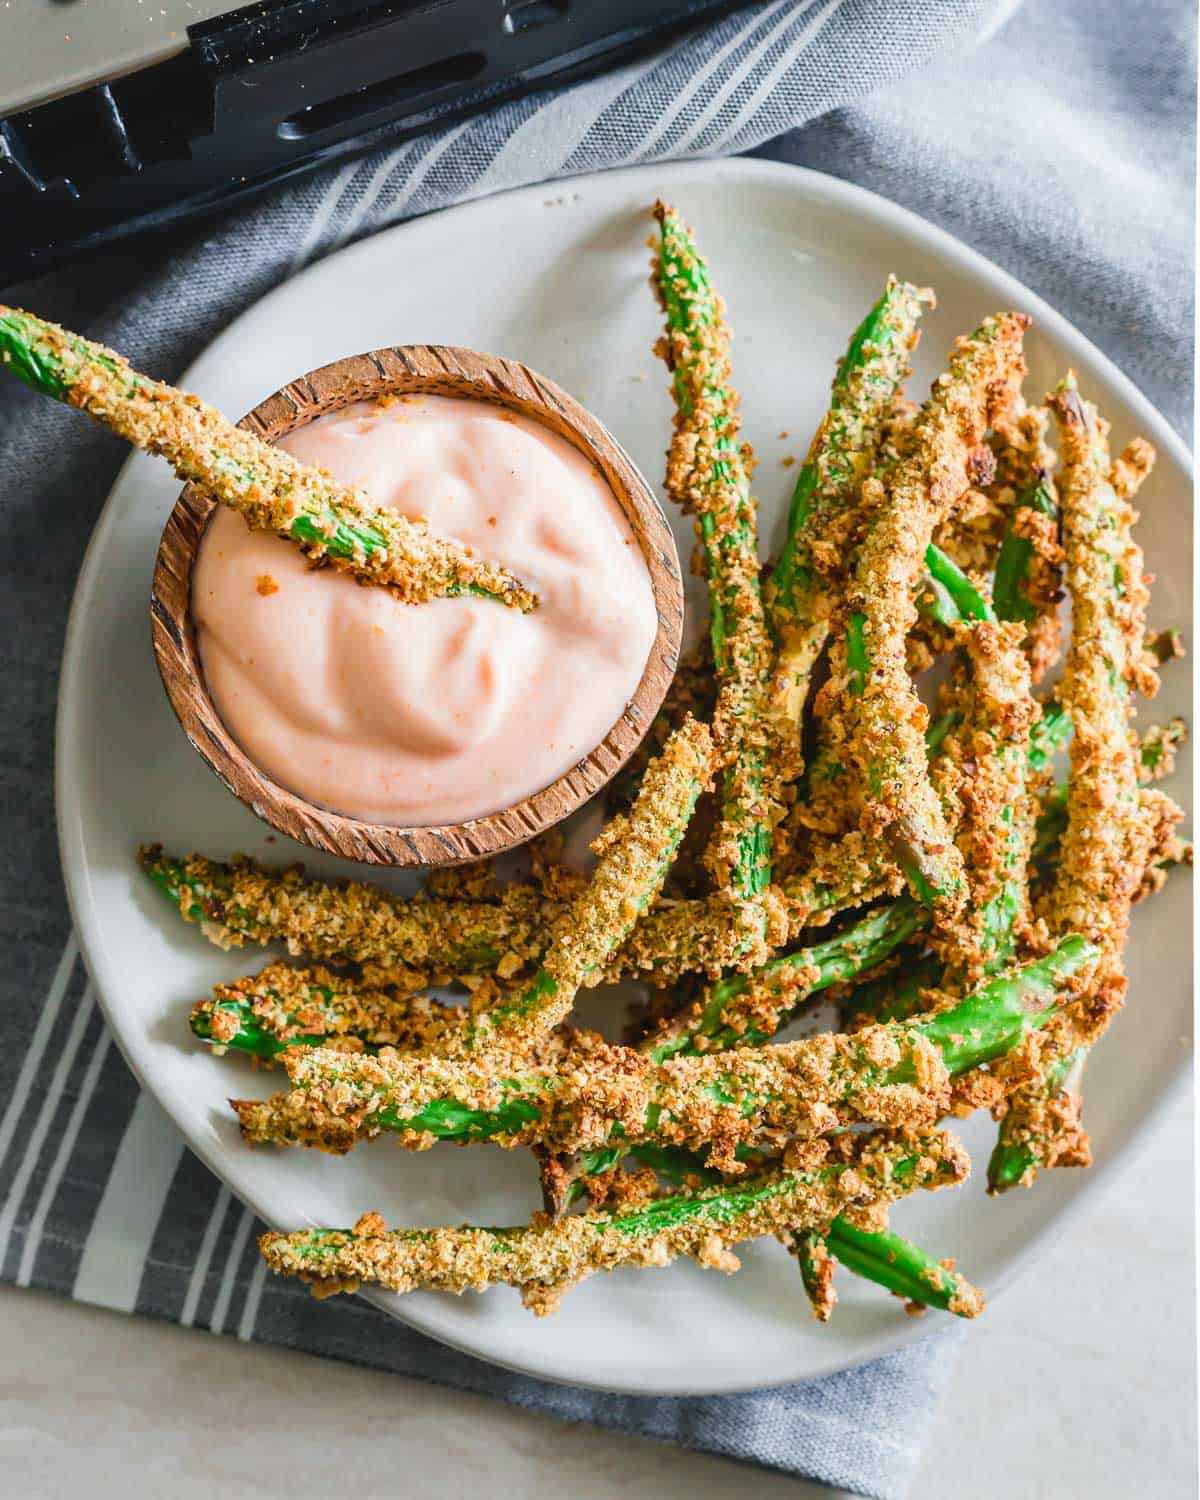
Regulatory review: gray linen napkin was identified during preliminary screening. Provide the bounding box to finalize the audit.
[0,2,1191,1497]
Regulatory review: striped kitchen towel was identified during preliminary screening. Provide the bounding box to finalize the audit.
[4,0,1191,1495]
[0,936,964,1498]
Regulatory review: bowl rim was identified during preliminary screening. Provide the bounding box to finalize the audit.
[149,343,683,867]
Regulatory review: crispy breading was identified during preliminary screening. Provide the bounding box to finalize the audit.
[192,961,462,1062]
[932,620,1040,986]
[979,402,1065,680]
[1110,436,1156,500]
[936,404,1052,576]
[607,637,717,812]
[779,830,905,933]
[423,860,499,902]
[1137,718,1187,784]
[784,1230,839,1321]
[606,892,771,984]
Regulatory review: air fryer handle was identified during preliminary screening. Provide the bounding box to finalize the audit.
[191,0,551,147]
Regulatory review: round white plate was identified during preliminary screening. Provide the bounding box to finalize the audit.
[57,158,1193,1395]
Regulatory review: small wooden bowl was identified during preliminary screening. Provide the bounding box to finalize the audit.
[150,345,683,868]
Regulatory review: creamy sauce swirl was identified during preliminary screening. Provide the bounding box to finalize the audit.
[193,393,657,826]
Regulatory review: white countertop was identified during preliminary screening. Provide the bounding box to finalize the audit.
[2,1085,1193,1500]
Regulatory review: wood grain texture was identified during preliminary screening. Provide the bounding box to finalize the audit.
[151,345,683,868]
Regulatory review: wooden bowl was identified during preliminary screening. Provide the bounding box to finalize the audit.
[150,345,683,868]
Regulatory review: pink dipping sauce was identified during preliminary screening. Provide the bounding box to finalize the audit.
[192,393,658,826]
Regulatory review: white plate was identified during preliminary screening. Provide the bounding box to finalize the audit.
[57,158,1193,1395]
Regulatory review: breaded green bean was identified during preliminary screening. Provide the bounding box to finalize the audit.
[234,937,1094,1167]
[1043,379,1158,971]
[139,844,548,975]
[788,1230,841,1320]
[255,1128,970,1311]
[988,1046,1090,1191]
[0,308,533,610]
[784,1220,985,1321]
[616,1138,985,1320]
[832,312,1030,913]
[465,718,712,1054]
[764,278,929,768]
[141,838,764,992]
[652,202,778,906]
[791,541,995,847]
[1032,724,1189,865]
[991,377,1162,1191]
[642,895,928,1060]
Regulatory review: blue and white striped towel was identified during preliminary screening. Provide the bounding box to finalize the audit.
[1,2,1191,1496]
